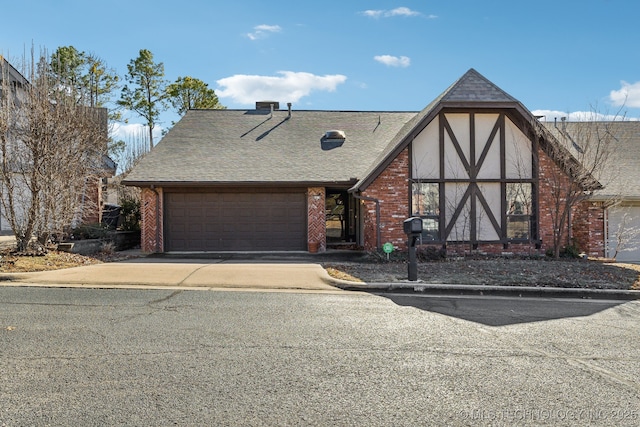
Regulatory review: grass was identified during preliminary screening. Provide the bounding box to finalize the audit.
[0,249,127,273]
[324,267,363,283]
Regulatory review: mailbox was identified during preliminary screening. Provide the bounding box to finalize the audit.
[403,217,422,281]
[403,217,423,235]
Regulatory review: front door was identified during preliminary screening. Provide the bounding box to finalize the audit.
[325,190,356,246]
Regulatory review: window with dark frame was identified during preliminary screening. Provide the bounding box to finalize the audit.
[506,182,532,240]
[411,182,439,241]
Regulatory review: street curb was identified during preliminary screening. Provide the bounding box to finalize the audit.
[328,280,640,300]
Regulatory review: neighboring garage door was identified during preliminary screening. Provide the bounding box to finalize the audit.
[606,206,640,262]
[164,191,307,251]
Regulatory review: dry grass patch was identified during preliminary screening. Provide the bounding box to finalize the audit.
[325,267,363,283]
[0,250,101,273]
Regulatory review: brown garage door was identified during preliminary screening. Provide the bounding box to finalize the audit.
[164,191,307,251]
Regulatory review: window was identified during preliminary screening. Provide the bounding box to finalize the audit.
[412,182,439,241]
[506,183,532,240]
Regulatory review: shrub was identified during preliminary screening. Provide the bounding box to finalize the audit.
[417,246,447,261]
[72,223,110,240]
[546,242,582,259]
[119,198,141,231]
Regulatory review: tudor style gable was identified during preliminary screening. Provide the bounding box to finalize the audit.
[411,110,536,245]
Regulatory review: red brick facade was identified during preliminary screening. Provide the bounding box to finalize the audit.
[140,187,163,253]
[537,147,604,257]
[360,149,410,251]
[136,145,605,257]
[80,177,103,224]
[571,201,605,257]
[307,187,326,252]
[351,145,605,257]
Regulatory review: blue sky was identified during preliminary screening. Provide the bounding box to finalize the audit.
[2,0,639,143]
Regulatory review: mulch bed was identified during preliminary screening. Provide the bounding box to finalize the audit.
[324,258,640,290]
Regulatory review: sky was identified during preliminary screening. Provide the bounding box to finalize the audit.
[2,0,639,146]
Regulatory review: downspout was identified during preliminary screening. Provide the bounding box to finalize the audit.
[352,193,381,250]
[150,185,160,253]
[603,207,609,258]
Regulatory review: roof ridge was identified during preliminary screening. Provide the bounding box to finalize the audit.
[440,68,518,103]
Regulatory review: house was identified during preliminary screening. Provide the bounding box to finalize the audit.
[0,56,114,235]
[124,69,628,258]
[545,120,640,262]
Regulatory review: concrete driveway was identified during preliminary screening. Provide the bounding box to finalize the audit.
[1,257,342,291]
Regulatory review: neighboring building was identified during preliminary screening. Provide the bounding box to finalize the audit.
[0,56,114,234]
[545,121,640,262]
[124,69,631,258]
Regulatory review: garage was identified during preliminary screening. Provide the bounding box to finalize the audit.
[606,205,640,262]
[164,190,307,251]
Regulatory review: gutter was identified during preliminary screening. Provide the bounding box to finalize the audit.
[352,193,381,250]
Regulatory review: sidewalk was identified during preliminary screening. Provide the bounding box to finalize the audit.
[1,258,341,291]
[0,248,639,299]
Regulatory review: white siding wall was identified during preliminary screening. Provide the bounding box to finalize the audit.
[412,117,439,179]
[606,205,640,262]
[477,183,501,241]
[444,114,470,180]
[505,118,532,179]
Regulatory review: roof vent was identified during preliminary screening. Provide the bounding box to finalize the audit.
[321,130,346,151]
[255,101,280,110]
[324,130,346,140]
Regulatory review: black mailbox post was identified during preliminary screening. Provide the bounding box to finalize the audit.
[403,217,423,281]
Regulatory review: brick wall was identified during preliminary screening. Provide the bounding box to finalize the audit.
[140,187,163,253]
[572,201,605,257]
[307,187,326,252]
[81,177,102,224]
[537,147,604,256]
[361,149,410,251]
[357,145,605,256]
[442,242,541,256]
[537,147,569,253]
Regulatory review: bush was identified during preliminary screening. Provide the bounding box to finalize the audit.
[72,223,110,240]
[119,198,141,231]
[546,242,582,259]
[417,246,447,261]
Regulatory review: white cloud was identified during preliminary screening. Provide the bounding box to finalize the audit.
[361,7,421,18]
[610,81,640,108]
[246,24,282,40]
[374,55,411,68]
[362,9,383,18]
[216,71,347,105]
[531,109,634,122]
[388,7,420,17]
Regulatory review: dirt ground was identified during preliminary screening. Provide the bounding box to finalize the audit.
[324,258,640,290]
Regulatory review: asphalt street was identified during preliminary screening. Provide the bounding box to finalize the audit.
[1,287,639,426]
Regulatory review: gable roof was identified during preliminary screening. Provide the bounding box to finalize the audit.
[0,56,29,87]
[439,68,519,104]
[124,69,607,195]
[122,109,416,187]
[350,68,532,192]
[544,121,640,200]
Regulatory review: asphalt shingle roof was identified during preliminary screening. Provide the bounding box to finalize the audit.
[544,121,640,200]
[440,68,519,103]
[124,68,640,202]
[123,109,416,186]
[351,68,529,191]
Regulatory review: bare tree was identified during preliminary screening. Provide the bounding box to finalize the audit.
[532,113,621,258]
[0,50,108,251]
[610,208,640,260]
